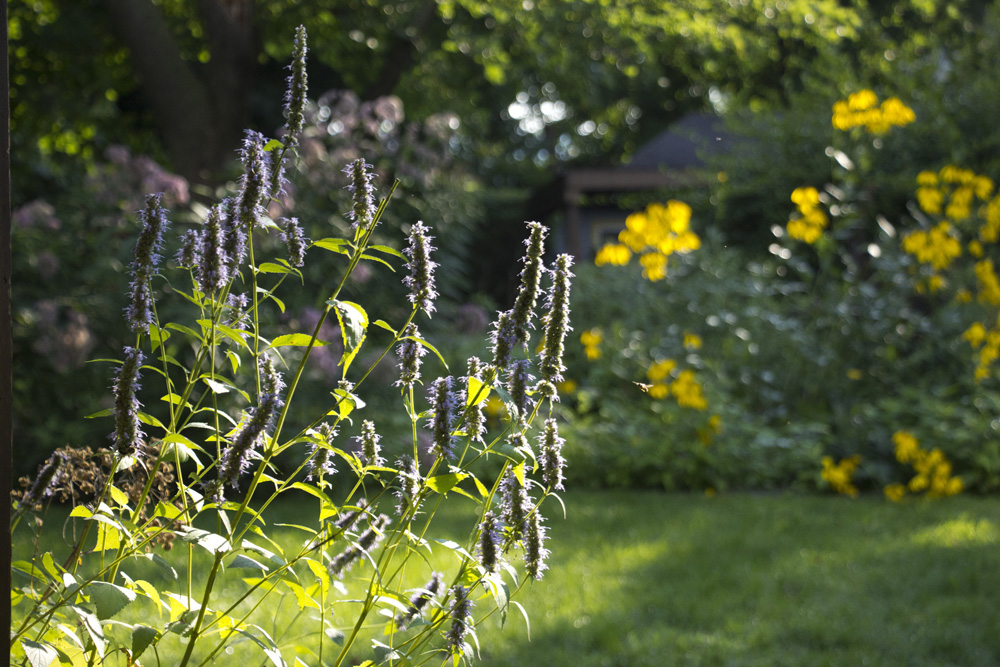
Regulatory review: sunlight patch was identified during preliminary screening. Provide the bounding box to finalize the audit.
[911,516,999,548]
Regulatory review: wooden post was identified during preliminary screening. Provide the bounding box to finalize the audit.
[1,0,12,660]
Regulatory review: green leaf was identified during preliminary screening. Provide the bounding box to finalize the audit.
[263,138,284,152]
[330,389,366,421]
[108,485,130,507]
[137,411,166,430]
[483,572,510,626]
[313,238,351,254]
[69,505,93,519]
[367,244,406,260]
[329,299,368,372]
[425,473,468,494]
[359,253,396,271]
[258,261,292,275]
[135,579,165,616]
[202,378,230,394]
[90,581,137,620]
[20,640,58,667]
[92,522,121,552]
[132,625,160,660]
[85,408,113,419]
[268,333,330,349]
[71,606,106,656]
[149,324,171,352]
[373,319,397,335]
[230,555,269,571]
[284,580,321,611]
[179,528,231,555]
[467,376,491,406]
[410,334,448,371]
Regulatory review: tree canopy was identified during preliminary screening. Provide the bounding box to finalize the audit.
[10,0,994,192]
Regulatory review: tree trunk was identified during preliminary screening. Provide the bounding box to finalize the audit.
[99,0,257,180]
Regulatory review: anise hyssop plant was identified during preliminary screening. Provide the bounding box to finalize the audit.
[10,26,573,667]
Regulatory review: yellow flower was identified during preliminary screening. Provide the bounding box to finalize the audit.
[648,383,669,400]
[821,455,861,497]
[594,243,632,267]
[670,369,707,410]
[581,328,603,361]
[892,430,920,464]
[556,379,578,394]
[787,186,828,244]
[848,89,878,111]
[683,332,703,350]
[639,252,668,282]
[884,483,906,502]
[964,322,987,348]
[846,368,863,380]
[646,359,677,383]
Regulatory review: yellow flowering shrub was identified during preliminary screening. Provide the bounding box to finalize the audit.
[595,200,700,281]
[885,430,963,501]
[831,89,915,134]
[821,455,861,497]
[580,328,603,360]
[786,186,829,244]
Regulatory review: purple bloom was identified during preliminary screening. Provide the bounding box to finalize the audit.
[478,510,501,573]
[235,130,270,231]
[538,418,566,491]
[176,229,201,269]
[511,221,547,346]
[356,419,384,467]
[329,513,390,578]
[402,221,438,315]
[197,205,230,294]
[395,323,427,389]
[280,217,308,267]
[225,292,250,329]
[19,450,67,509]
[111,347,144,456]
[344,158,376,232]
[445,585,473,653]
[538,254,574,384]
[462,357,487,442]
[126,194,170,333]
[397,572,443,629]
[215,357,284,499]
[394,455,421,517]
[489,310,517,372]
[499,468,529,544]
[283,25,309,140]
[222,197,247,275]
[506,359,534,425]
[427,377,457,460]
[524,510,549,580]
[306,423,338,482]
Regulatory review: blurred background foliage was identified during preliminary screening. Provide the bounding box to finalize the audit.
[11,0,1000,490]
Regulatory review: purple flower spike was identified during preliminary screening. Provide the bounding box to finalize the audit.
[344,158,376,232]
[235,130,270,231]
[403,221,438,315]
[427,377,457,460]
[197,205,230,294]
[126,193,170,333]
[111,347,144,456]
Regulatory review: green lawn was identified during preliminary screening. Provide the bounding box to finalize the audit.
[13,492,1000,666]
[465,491,1000,666]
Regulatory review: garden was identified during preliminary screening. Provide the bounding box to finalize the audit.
[9,1,1000,665]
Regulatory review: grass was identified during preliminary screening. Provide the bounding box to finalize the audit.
[12,491,1000,666]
